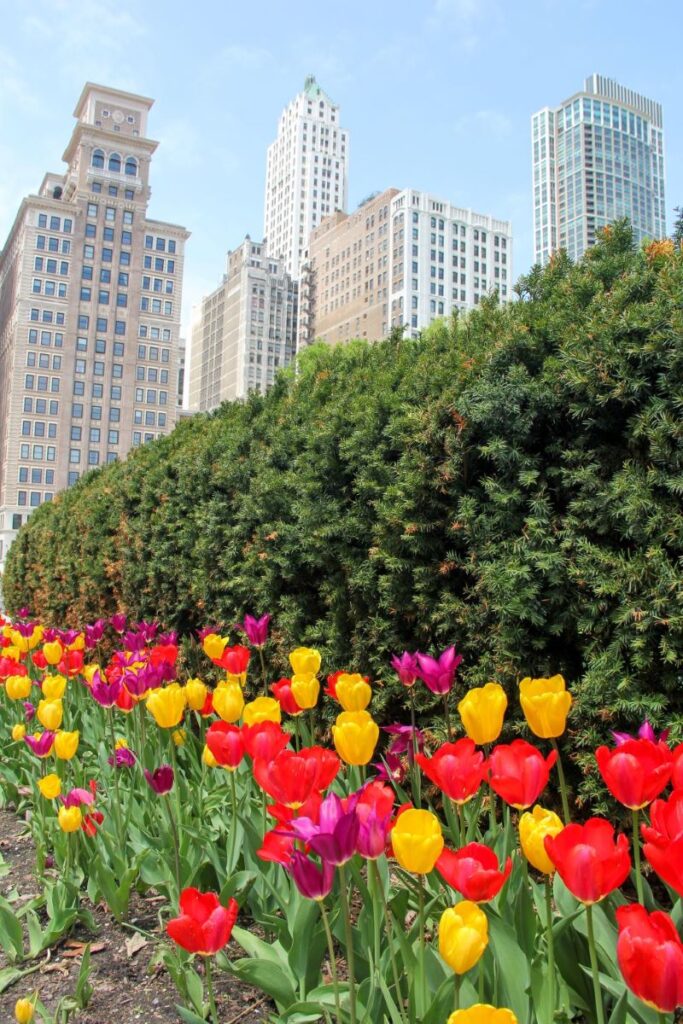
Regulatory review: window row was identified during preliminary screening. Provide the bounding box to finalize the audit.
[79,288,128,306]
[143,255,175,273]
[77,315,126,335]
[134,388,168,405]
[34,257,69,275]
[70,427,120,445]
[26,353,61,369]
[19,443,56,461]
[138,327,171,345]
[21,421,57,438]
[144,235,177,254]
[86,202,134,225]
[30,308,65,325]
[82,267,129,286]
[18,468,55,485]
[37,215,72,233]
[140,298,173,315]
[91,182,135,200]
[142,276,174,294]
[32,279,67,298]
[83,244,131,266]
[36,235,70,254]
[23,399,58,415]
[28,329,63,347]
[17,491,52,508]
[25,375,60,393]
[71,404,121,422]
[84,224,133,245]
[75,339,125,356]
[134,410,167,426]
[91,150,138,176]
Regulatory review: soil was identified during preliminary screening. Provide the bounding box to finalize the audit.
[0,807,271,1024]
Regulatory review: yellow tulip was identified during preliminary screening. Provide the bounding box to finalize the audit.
[54,730,79,760]
[38,773,62,800]
[391,809,444,874]
[14,998,35,1023]
[202,633,227,660]
[439,900,488,974]
[42,640,63,665]
[67,633,84,651]
[518,805,564,874]
[202,744,218,768]
[37,699,63,732]
[185,678,208,711]
[1,624,10,638]
[146,683,187,729]
[3,646,22,662]
[115,737,128,749]
[11,724,26,742]
[519,675,572,739]
[172,728,186,747]
[212,682,245,723]
[289,647,321,677]
[6,675,32,700]
[447,1005,518,1024]
[291,673,320,710]
[458,682,508,746]
[42,674,66,700]
[83,663,100,685]
[335,673,372,712]
[332,710,379,766]
[243,696,281,727]
[58,805,82,833]
[9,630,30,653]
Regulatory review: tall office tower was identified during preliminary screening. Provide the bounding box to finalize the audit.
[177,337,186,409]
[0,83,189,572]
[298,188,512,348]
[264,75,349,279]
[532,74,666,265]
[188,237,297,412]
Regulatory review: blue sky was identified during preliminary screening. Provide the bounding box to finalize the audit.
[1,0,681,337]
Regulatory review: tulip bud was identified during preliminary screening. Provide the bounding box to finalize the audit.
[438,900,488,974]
[519,675,572,739]
[291,673,320,711]
[146,683,187,729]
[38,774,62,800]
[42,674,66,700]
[202,633,227,660]
[54,730,79,760]
[518,805,564,874]
[243,696,281,726]
[14,997,35,1023]
[334,673,372,712]
[6,675,32,701]
[58,805,82,833]
[185,678,208,712]
[289,647,321,677]
[42,640,63,666]
[332,709,379,766]
[391,809,444,874]
[458,683,508,746]
[212,681,244,723]
[37,699,63,732]
[11,723,26,742]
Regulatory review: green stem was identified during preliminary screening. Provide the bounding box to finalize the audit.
[258,646,268,697]
[320,902,343,1024]
[545,877,555,1017]
[454,973,462,1011]
[169,734,183,829]
[586,903,606,1024]
[409,688,421,809]
[417,874,427,1018]
[339,864,357,1024]
[227,769,238,873]
[107,708,125,850]
[478,954,485,1001]
[443,693,452,741]
[371,860,406,1019]
[164,796,182,899]
[294,714,301,752]
[551,738,571,825]
[204,955,219,1024]
[632,808,645,905]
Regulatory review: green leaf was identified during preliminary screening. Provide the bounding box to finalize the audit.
[227,957,297,1010]
[487,912,530,1024]
[175,1005,207,1024]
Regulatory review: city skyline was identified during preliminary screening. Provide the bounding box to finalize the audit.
[1,0,681,351]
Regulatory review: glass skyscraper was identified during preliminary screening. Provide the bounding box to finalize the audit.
[532,74,666,265]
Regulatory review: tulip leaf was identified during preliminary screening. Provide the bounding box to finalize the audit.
[487,912,530,1024]
[0,895,24,961]
[175,1006,208,1024]
[607,990,629,1024]
[228,956,297,1010]
[231,925,291,972]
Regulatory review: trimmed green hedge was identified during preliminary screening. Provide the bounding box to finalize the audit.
[5,225,683,788]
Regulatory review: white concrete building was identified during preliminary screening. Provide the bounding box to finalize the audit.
[264,76,349,279]
[532,74,666,265]
[189,237,297,412]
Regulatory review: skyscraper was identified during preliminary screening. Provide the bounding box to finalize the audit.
[532,74,666,265]
[0,83,189,572]
[264,75,349,278]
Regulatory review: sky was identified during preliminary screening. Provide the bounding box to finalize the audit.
[1,0,681,342]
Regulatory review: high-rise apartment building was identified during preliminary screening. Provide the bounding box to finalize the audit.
[298,188,512,347]
[189,237,297,412]
[0,83,189,572]
[264,76,349,279]
[532,74,666,265]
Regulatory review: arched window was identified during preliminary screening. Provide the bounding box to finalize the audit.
[92,149,105,169]
[108,153,121,173]
[124,157,138,177]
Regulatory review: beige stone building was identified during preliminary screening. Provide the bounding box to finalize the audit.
[189,237,297,412]
[0,83,189,573]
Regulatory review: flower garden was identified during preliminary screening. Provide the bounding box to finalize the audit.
[0,609,681,1024]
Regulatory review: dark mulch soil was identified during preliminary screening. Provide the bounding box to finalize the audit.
[0,807,271,1023]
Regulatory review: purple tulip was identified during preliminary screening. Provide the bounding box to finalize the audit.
[108,747,136,768]
[123,630,147,652]
[158,631,178,646]
[57,629,81,646]
[383,723,424,764]
[17,607,31,619]
[415,646,463,695]
[13,621,37,637]
[110,613,127,633]
[242,613,271,647]
[356,806,392,860]
[133,620,159,643]
[61,787,94,808]
[144,765,174,795]
[24,732,55,757]
[612,719,670,746]
[85,620,106,649]
[390,651,420,687]
[197,625,222,642]
[90,670,122,708]
[42,627,59,642]
[23,701,36,722]
[290,793,359,866]
[288,852,335,900]
[44,854,55,869]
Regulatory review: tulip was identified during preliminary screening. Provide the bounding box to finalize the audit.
[439,900,488,974]
[270,678,302,716]
[616,904,683,1013]
[110,613,127,633]
[642,790,683,898]
[519,675,572,739]
[58,649,84,677]
[416,646,463,695]
[241,721,290,761]
[672,742,683,790]
[613,720,669,746]
[596,738,673,810]
[185,678,208,712]
[447,1008,518,1024]
[90,670,121,707]
[391,808,444,873]
[58,805,82,833]
[146,683,187,729]
[14,998,34,1023]
[202,745,219,768]
[458,683,507,746]
[216,644,250,677]
[23,701,35,721]
[53,729,79,760]
[144,765,174,795]
[37,698,63,732]
[202,633,227,660]
[253,747,338,808]
[334,673,372,712]
[38,774,62,800]
[243,696,281,726]
[332,710,379,766]
[25,731,55,758]
[11,723,26,741]
[436,843,512,902]
[242,613,270,647]
[172,729,186,747]
[416,738,486,804]
[256,830,295,866]
[291,674,320,710]
[42,640,63,666]
[487,740,557,809]
[6,675,32,700]
[518,805,564,874]
[206,722,245,769]
[288,852,335,900]
[42,674,66,700]
[390,651,420,687]
[290,792,360,866]
[289,647,322,677]
[167,888,239,955]
[109,747,136,768]
[213,681,245,723]
[544,818,631,904]
[356,803,392,860]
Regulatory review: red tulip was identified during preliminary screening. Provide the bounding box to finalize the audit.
[241,721,290,762]
[58,649,84,677]
[544,818,631,904]
[0,657,27,679]
[257,829,295,866]
[673,743,683,790]
[270,678,301,716]
[324,671,343,700]
[253,747,338,809]
[487,739,557,809]
[436,842,512,902]
[268,790,323,827]
[31,651,47,669]
[206,722,244,769]
[200,691,214,718]
[166,888,239,955]
[214,644,250,675]
[596,738,673,809]
[616,904,683,1012]
[354,780,395,820]
[641,790,683,898]
[149,643,179,667]
[416,738,486,804]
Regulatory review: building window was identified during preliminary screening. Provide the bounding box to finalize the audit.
[92,149,105,168]
[108,153,121,173]
[125,157,137,176]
